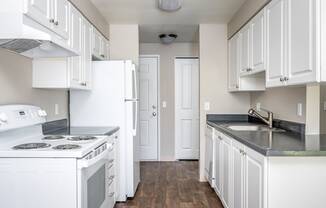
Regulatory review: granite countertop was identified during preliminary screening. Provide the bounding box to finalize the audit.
[207,120,326,157]
[44,126,120,137]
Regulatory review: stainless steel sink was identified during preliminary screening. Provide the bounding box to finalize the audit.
[226,125,285,132]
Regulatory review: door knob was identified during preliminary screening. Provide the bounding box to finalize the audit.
[152,112,157,117]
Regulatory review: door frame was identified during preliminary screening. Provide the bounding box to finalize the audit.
[139,55,161,161]
[174,56,200,160]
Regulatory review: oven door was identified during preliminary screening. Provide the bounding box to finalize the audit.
[77,148,110,208]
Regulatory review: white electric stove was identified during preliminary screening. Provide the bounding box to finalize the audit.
[0,105,115,208]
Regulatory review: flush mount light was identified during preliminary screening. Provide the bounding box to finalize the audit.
[159,34,178,44]
[158,0,182,12]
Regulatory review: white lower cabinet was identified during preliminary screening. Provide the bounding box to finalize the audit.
[205,125,215,187]
[212,130,265,208]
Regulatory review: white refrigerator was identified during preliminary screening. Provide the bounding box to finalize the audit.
[70,60,140,202]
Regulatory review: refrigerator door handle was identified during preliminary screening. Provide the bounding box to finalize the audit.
[133,100,138,136]
[132,64,138,100]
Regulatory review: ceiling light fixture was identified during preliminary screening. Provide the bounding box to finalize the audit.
[159,34,178,44]
[158,0,182,12]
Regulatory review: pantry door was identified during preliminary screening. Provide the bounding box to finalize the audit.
[175,58,199,160]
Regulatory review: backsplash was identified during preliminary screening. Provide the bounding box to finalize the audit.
[0,50,68,121]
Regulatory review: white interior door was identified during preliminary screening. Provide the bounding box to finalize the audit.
[139,57,158,161]
[175,58,199,160]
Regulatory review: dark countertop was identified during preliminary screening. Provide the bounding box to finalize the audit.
[44,126,120,137]
[207,121,326,157]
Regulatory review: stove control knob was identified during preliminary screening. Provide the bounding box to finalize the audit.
[38,110,47,117]
[0,113,8,123]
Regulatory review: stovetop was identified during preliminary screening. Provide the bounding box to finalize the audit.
[0,134,108,158]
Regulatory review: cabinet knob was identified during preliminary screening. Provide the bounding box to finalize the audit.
[101,54,105,58]
[54,21,59,26]
[49,19,55,23]
[280,77,284,82]
[284,77,289,81]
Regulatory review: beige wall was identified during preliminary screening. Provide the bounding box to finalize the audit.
[0,50,68,121]
[228,0,270,38]
[140,43,199,161]
[109,25,139,65]
[199,24,251,181]
[69,0,109,38]
[250,87,306,123]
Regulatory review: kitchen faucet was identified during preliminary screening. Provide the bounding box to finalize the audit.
[248,107,274,128]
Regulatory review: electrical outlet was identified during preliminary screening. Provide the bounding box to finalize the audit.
[55,104,59,115]
[256,103,261,111]
[162,101,167,108]
[297,103,302,116]
[204,102,210,111]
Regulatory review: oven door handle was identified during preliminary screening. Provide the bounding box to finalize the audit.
[78,149,109,169]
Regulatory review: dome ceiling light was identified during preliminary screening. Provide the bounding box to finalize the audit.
[158,0,182,12]
[159,34,178,44]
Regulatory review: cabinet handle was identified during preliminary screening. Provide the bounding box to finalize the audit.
[101,54,105,58]
[80,82,87,86]
[108,175,115,181]
[108,192,115,198]
[280,77,284,82]
[54,21,59,26]
[284,77,289,81]
[236,84,239,89]
[49,19,55,23]
[218,136,223,140]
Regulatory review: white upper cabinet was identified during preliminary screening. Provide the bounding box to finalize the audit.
[266,0,287,87]
[82,20,93,88]
[92,28,109,60]
[251,10,265,72]
[24,0,69,40]
[24,0,52,29]
[287,0,317,85]
[228,35,239,91]
[266,0,320,87]
[52,0,69,39]
[240,25,251,74]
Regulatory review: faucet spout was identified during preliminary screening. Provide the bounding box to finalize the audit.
[248,108,274,128]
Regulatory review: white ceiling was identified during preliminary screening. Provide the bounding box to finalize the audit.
[90,0,246,42]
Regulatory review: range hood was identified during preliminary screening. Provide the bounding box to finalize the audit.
[0,19,77,58]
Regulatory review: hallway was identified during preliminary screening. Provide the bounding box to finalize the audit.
[115,161,223,208]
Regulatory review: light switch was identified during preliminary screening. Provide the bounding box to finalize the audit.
[55,104,59,115]
[162,101,167,108]
[204,102,210,111]
[297,103,302,116]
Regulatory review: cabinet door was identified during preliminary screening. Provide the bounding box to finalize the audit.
[93,29,102,58]
[53,0,69,39]
[213,134,222,195]
[228,35,239,91]
[251,10,265,72]
[265,0,287,87]
[240,26,251,74]
[25,0,52,29]
[82,20,92,89]
[69,7,82,88]
[245,148,265,208]
[231,141,245,208]
[221,136,232,208]
[287,0,317,85]
[205,126,213,183]
[69,6,82,54]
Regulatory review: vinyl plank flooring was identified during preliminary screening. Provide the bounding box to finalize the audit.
[115,161,224,208]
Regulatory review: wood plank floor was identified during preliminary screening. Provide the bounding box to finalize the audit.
[115,161,224,208]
